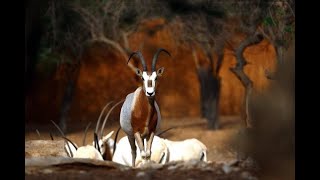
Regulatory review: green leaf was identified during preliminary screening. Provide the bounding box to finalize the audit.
[263,16,275,26]
[284,26,294,33]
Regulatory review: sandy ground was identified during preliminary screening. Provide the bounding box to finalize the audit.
[25,116,259,179]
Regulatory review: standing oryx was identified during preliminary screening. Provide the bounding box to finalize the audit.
[120,48,171,167]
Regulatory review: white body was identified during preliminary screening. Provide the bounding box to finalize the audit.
[163,138,208,162]
[112,135,168,166]
[112,135,208,166]
[64,131,114,160]
[64,141,78,157]
[120,87,161,136]
[64,142,103,161]
[73,145,104,160]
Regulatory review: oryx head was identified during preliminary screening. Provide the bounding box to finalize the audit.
[127,48,171,97]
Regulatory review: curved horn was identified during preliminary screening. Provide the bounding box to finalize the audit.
[99,99,125,138]
[49,132,54,140]
[61,136,78,151]
[51,120,77,157]
[112,126,121,158]
[36,129,41,139]
[95,101,113,138]
[82,121,92,146]
[152,48,171,72]
[94,132,101,154]
[156,127,176,137]
[127,51,147,71]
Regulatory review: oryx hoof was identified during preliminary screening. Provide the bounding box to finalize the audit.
[141,151,147,159]
[145,150,151,159]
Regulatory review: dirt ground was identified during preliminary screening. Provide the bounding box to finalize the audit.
[25,116,260,179]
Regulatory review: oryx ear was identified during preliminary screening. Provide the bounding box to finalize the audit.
[157,67,165,76]
[135,68,143,76]
[103,131,114,141]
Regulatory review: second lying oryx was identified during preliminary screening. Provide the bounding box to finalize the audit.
[93,100,124,159]
[120,48,171,167]
[51,120,104,160]
[51,100,122,161]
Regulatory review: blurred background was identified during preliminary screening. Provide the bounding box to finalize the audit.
[25,0,295,179]
[25,0,294,130]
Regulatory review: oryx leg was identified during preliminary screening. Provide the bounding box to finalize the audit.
[145,131,155,159]
[128,136,137,167]
[134,132,146,159]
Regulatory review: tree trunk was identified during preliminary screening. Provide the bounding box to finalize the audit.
[193,49,221,129]
[276,45,284,66]
[25,1,47,124]
[58,79,75,133]
[197,67,221,129]
[58,64,80,133]
[230,33,263,127]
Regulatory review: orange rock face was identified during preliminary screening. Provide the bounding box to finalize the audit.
[26,19,276,124]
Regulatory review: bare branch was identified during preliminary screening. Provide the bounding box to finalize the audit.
[268,8,276,28]
[71,5,104,39]
[192,48,200,70]
[215,52,224,76]
[265,69,276,80]
[73,5,100,27]
[284,0,295,17]
[258,26,273,44]
[71,4,136,73]
[234,34,263,68]
[121,31,132,54]
[230,32,264,127]
[50,0,57,48]
[93,37,136,73]
[72,6,97,38]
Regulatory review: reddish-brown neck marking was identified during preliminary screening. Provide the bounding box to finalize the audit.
[131,88,158,138]
[102,143,112,160]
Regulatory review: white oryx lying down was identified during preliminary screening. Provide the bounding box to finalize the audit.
[92,100,124,158]
[162,138,207,162]
[51,120,105,160]
[61,130,115,161]
[63,100,122,161]
[63,131,114,161]
[112,135,169,167]
[112,134,208,166]
[72,145,104,160]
